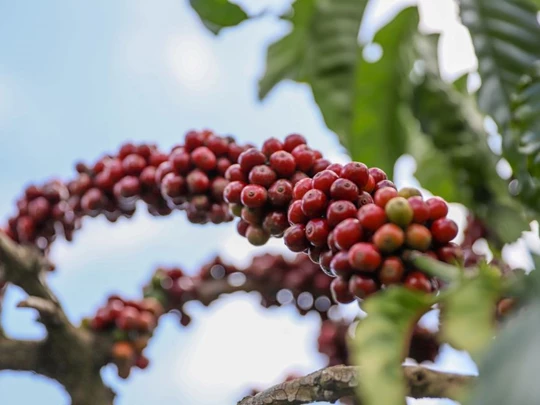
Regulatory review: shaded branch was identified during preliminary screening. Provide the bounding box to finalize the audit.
[238,365,475,405]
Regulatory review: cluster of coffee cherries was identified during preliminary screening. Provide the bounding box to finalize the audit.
[143,253,337,320]
[317,319,440,366]
[84,295,164,378]
[5,130,248,250]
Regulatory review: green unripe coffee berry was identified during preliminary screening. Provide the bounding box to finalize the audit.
[385,197,413,227]
[398,187,422,199]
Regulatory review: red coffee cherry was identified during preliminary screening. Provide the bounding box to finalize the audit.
[249,165,277,188]
[357,204,387,231]
[155,161,176,184]
[330,251,353,278]
[122,154,146,176]
[284,224,310,252]
[431,218,458,243]
[374,187,399,208]
[330,277,356,304]
[426,197,448,220]
[263,211,289,236]
[408,196,430,223]
[262,137,284,158]
[357,191,374,207]
[326,163,343,176]
[368,167,387,183]
[330,178,358,202]
[225,164,247,182]
[313,170,339,195]
[404,271,432,293]
[405,224,432,251]
[223,181,246,204]
[159,173,185,199]
[283,133,307,152]
[364,175,376,193]
[305,218,330,247]
[333,218,363,250]
[27,197,50,222]
[327,200,357,228]
[349,275,378,299]
[311,158,331,175]
[341,162,369,188]
[373,223,405,253]
[385,197,413,227]
[191,146,217,171]
[246,226,271,246]
[436,243,463,264]
[186,170,210,193]
[241,185,268,208]
[301,189,327,218]
[185,130,206,151]
[327,231,339,252]
[288,200,308,225]
[236,220,250,237]
[291,145,316,172]
[293,178,313,200]
[242,207,264,225]
[290,171,309,185]
[268,179,293,207]
[267,150,297,178]
[319,250,335,276]
[216,157,231,175]
[239,148,266,173]
[379,257,405,285]
[348,243,381,271]
[374,180,397,191]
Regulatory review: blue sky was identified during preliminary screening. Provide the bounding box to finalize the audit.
[0,0,527,404]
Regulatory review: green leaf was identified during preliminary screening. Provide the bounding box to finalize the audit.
[189,0,248,35]
[352,287,434,405]
[453,73,469,94]
[258,0,317,99]
[439,265,502,360]
[460,0,540,127]
[485,202,530,244]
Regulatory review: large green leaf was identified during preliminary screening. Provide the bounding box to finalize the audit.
[460,0,540,127]
[351,287,434,405]
[439,264,502,360]
[189,0,248,35]
[259,2,418,175]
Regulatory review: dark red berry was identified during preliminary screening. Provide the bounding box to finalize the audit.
[262,138,284,157]
[246,226,270,246]
[431,218,458,244]
[284,224,310,252]
[211,177,229,202]
[437,243,463,264]
[342,162,369,188]
[313,170,339,195]
[374,187,399,208]
[227,142,245,162]
[364,175,376,193]
[379,257,405,285]
[149,151,169,167]
[311,159,331,175]
[327,231,339,252]
[27,197,50,222]
[368,167,387,183]
[333,218,363,250]
[238,148,266,173]
[290,171,309,185]
[330,277,356,304]
[236,219,250,237]
[241,185,268,208]
[241,207,264,225]
[268,179,293,207]
[291,145,316,172]
[81,188,105,212]
[119,143,137,159]
[283,133,307,152]
[186,170,210,193]
[301,189,327,218]
[349,275,378,299]
[426,197,448,220]
[357,204,386,231]
[223,181,246,204]
[319,250,334,276]
[139,166,157,187]
[225,164,247,182]
[374,180,397,191]
[348,243,381,271]
[330,251,353,278]
[326,163,343,176]
[185,130,205,151]
[122,154,146,176]
[293,178,313,200]
[327,200,357,228]
[269,151,296,177]
[305,218,330,247]
[408,197,430,223]
[358,191,374,207]
[263,211,289,236]
[216,157,231,175]
[160,173,186,199]
[373,223,404,253]
[155,161,175,183]
[308,246,323,263]
[404,272,432,293]
[116,306,139,330]
[330,178,358,201]
[205,135,229,156]
[288,200,308,225]
[191,146,217,171]
[248,165,277,187]
[405,224,432,251]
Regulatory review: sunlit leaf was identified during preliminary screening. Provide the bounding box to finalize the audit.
[189,0,248,35]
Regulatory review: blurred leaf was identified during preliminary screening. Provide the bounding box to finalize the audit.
[453,73,469,94]
[258,0,318,99]
[467,265,540,405]
[189,0,248,35]
[352,287,433,405]
[439,264,502,360]
[460,0,540,127]
[485,203,530,243]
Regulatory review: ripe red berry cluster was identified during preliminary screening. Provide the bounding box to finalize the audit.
[317,319,440,366]
[224,134,330,246]
[5,130,248,250]
[85,295,164,377]
[143,253,337,320]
